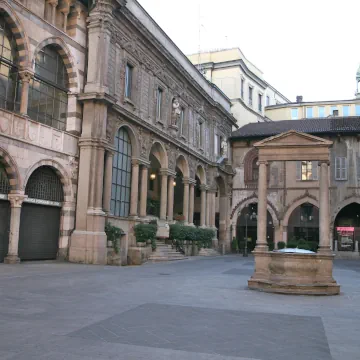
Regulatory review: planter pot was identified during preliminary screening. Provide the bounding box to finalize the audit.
[107,240,113,248]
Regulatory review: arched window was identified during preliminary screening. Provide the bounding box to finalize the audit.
[110,128,132,217]
[0,14,21,112]
[28,45,68,131]
[25,166,64,202]
[252,157,259,181]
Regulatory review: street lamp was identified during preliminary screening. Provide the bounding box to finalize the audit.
[244,208,257,257]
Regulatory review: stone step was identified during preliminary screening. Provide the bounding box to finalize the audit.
[198,248,221,257]
[148,240,186,262]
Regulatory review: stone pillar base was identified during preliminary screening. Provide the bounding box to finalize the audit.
[4,255,20,264]
[248,251,340,296]
[69,230,107,265]
[212,239,219,249]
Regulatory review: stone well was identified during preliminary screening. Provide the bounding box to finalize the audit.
[248,251,340,295]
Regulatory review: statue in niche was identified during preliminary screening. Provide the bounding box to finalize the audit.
[171,97,181,126]
[221,138,228,157]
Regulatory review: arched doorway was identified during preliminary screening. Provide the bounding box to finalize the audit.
[173,156,189,221]
[0,163,10,262]
[236,203,274,252]
[333,203,360,252]
[147,153,161,217]
[19,166,64,260]
[287,202,319,247]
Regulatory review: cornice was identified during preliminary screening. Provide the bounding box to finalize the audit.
[115,9,235,127]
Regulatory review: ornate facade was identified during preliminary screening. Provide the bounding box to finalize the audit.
[0,0,236,265]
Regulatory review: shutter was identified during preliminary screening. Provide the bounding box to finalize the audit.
[335,157,340,180]
[342,157,347,180]
[296,161,302,180]
[312,161,318,180]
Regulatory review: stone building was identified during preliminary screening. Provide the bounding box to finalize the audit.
[0,0,236,265]
[188,48,290,127]
[230,117,360,257]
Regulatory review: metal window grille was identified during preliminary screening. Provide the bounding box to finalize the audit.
[25,166,64,202]
[28,45,68,131]
[0,15,21,113]
[0,164,10,194]
[110,128,132,217]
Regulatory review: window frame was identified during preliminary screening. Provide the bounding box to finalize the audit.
[318,106,325,117]
[155,87,163,120]
[266,96,270,106]
[296,161,318,181]
[306,107,313,118]
[356,104,360,116]
[258,93,262,112]
[248,86,253,107]
[291,108,299,120]
[342,105,350,117]
[335,157,347,181]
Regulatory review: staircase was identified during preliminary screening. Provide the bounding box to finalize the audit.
[198,248,221,257]
[148,240,187,262]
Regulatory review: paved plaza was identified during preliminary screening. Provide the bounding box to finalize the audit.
[0,256,359,360]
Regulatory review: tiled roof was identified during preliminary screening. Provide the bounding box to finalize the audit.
[230,117,360,139]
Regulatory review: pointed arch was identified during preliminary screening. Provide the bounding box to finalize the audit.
[282,196,319,227]
[231,194,280,227]
[0,146,20,191]
[0,1,30,68]
[31,37,79,92]
[331,196,360,224]
[23,159,73,202]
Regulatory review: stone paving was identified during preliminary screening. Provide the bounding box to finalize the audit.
[0,256,359,360]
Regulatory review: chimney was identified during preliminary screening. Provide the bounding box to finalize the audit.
[296,95,303,103]
[333,109,339,116]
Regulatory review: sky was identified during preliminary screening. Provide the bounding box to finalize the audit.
[138,0,360,102]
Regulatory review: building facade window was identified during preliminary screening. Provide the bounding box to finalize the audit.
[258,94,262,112]
[306,107,313,118]
[252,157,259,181]
[125,63,133,99]
[318,106,325,117]
[248,86,253,106]
[241,78,244,99]
[296,161,318,181]
[335,157,347,180]
[110,128,132,217]
[28,45,68,131]
[331,106,338,115]
[343,105,350,116]
[291,108,298,120]
[0,15,22,113]
[156,87,162,119]
[266,96,270,106]
[356,104,360,116]
[179,107,185,135]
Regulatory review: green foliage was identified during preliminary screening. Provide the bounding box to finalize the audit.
[277,241,286,250]
[285,237,318,252]
[287,240,298,248]
[134,223,158,243]
[267,241,275,251]
[105,222,123,254]
[169,224,214,249]
[231,237,239,253]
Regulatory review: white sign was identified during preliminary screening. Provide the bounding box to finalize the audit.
[24,198,62,207]
[0,193,8,200]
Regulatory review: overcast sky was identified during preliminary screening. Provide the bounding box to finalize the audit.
[138,0,359,102]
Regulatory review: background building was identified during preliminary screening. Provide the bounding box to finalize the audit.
[0,0,236,265]
[230,118,360,257]
[188,48,290,127]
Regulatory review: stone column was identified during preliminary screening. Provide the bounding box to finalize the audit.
[206,191,211,226]
[159,169,168,221]
[4,193,27,264]
[188,182,195,225]
[48,0,58,25]
[167,175,175,221]
[139,165,149,218]
[209,191,216,227]
[102,150,114,214]
[19,70,33,116]
[282,225,288,244]
[319,161,331,253]
[63,11,69,32]
[255,160,268,250]
[129,159,139,217]
[183,178,190,224]
[200,184,207,227]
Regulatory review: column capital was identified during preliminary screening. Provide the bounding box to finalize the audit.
[257,160,268,166]
[47,0,59,6]
[131,158,140,166]
[182,177,191,185]
[8,193,27,208]
[188,178,197,186]
[318,160,330,166]
[159,168,176,177]
[199,184,208,192]
[18,69,34,83]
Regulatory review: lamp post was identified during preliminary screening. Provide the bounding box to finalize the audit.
[244,208,257,257]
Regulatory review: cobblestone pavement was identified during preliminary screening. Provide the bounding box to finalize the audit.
[0,256,359,360]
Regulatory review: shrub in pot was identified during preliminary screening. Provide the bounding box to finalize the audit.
[134,223,157,249]
[277,241,286,250]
